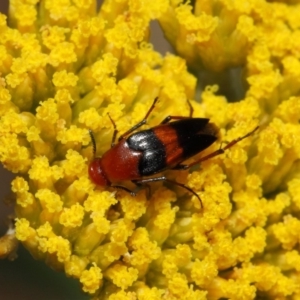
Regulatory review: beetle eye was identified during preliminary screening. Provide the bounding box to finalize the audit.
[88,158,109,186]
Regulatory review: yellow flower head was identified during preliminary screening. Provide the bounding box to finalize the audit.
[0,0,300,299]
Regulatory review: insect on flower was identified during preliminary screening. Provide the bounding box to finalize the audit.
[88,98,259,207]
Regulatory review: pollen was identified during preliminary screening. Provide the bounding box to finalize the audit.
[61,149,87,179]
[49,42,77,67]
[105,263,138,290]
[56,125,87,145]
[59,203,85,227]
[191,253,218,287]
[91,53,118,83]
[36,98,59,124]
[28,156,63,184]
[47,235,71,263]
[41,25,70,50]
[78,107,102,131]
[52,70,78,88]
[128,227,161,266]
[15,218,36,241]
[35,189,63,213]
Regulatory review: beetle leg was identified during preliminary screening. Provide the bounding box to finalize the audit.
[171,164,189,170]
[175,126,260,169]
[132,180,151,199]
[88,130,97,157]
[160,115,193,124]
[160,100,194,124]
[118,97,159,141]
[134,176,203,208]
[111,185,136,196]
[107,113,118,147]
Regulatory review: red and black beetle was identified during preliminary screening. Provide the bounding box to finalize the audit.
[88,97,258,207]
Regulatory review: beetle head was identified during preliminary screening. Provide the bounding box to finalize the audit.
[88,158,110,186]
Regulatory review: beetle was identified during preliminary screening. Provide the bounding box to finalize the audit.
[88,97,258,207]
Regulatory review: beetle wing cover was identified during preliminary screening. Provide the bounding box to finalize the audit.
[127,118,219,176]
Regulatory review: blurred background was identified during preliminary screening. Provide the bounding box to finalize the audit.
[0,0,172,299]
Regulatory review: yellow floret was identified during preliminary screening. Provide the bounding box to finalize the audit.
[15,218,36,241]
[64,255,89,277]
[41,25,70,50]
[35,189,63,213]
[5,71,27,89]
[78,107,102,131]
[54,89,75,105]
[47,235,71,263]
[49,42,77,67]
[176,5,217,43]
[45,0,78,22]
[151,189,178,230]
[59,203,85,227]
[61,149,87,179]
[12,3,37,27]
[84,190,117,213]
[275,96,300,124]
[105,263,138,290]
[91,53,118,83]
[269,215,300,250]
[119,193,147,221]
[36,98,59,123]
[16,191,35,208]
[0,133,31,172]
[91,214,110,234]
[11,176,29,194]
[56,125,88,144]
[0,87,11,105]
[26,126,40,142]
[80,264,103,294]
[191,252,218,287]
[246,174,262,191]
[236,15,257,42]
[102,242,128,264]
[28,156,63,185]
[36,222,54,238]
[0,110,28,134]
[167,272,190,297]
[128,227,161,266]
[110,219,135,244]
[52,70,78,88]
[257,127,283,166]
[265,193,290,216]
[233,227,266,262]
[247,70,283,102]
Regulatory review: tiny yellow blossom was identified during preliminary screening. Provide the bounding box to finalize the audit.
[105,263,139,290]
[59,203,84,227]
[35,188,63,213]
[80,264,103,294]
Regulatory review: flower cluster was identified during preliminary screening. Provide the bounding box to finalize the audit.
[0,0,300,299]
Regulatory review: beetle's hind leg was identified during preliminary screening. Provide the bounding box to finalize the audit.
[171,126,260,170]
[132,180,151,199]
[133,176,203,208]
[111,183,151,198]
[111,185,137,196]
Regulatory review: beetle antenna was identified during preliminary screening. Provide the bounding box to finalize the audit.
[88,129,96,157]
